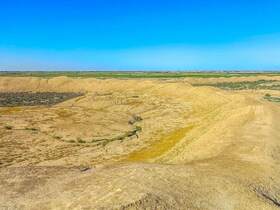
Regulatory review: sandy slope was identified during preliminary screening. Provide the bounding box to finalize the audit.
[0,77,280,209]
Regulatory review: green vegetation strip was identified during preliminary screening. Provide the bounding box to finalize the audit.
[194,80,280,90]
[1,71,280,78]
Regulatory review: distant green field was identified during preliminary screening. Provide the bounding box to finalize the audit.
[0,71,280,79]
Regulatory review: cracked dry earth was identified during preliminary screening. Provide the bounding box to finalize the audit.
[1,76,280,210]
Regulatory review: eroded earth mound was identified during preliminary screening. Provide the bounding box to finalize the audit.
[1,76,280,210]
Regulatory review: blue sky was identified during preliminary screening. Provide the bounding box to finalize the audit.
[1,0,280,71]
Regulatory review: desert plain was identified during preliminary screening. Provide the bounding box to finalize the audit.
[1,73,280,209]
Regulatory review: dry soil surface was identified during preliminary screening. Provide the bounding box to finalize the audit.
[0,76,280,210]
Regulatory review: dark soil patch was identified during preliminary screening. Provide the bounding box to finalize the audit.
[0,92,83,107]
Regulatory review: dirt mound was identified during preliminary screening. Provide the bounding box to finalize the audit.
[0,76,280,209]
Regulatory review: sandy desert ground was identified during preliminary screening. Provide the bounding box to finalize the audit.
[1,75,280,209]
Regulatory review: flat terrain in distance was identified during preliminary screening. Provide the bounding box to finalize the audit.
[1,72,280,209]
[1,70,280,78]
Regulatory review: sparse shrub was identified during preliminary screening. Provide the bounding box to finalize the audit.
[4,125,13,130]
[133,115,143,121]
[265,93,271,98]
[126,131,134,137]
[54,135,62,140]
[117,136,125,140]
[77,138,86,143]
[129,114,143,125]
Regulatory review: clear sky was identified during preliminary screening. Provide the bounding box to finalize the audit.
[1,0,280,71]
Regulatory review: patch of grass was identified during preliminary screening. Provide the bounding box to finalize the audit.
[194,80,280,90]
[1,71,280,79]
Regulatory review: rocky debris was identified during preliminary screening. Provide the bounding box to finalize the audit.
[0,92,83,107]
